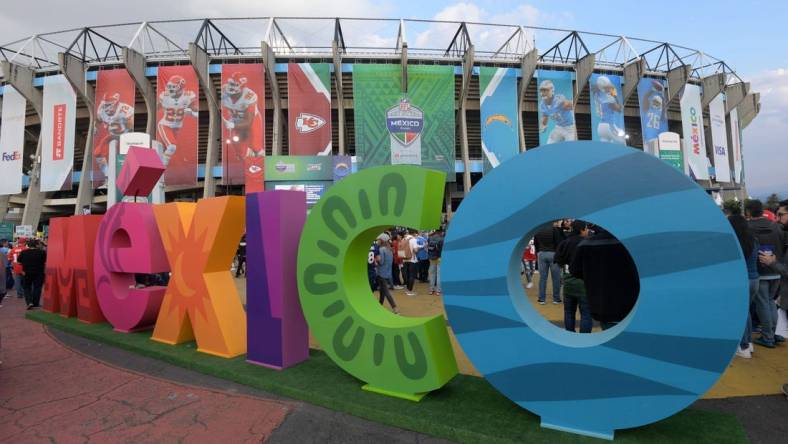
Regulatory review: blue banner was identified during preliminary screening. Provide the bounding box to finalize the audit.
[590,74,626,144]
[537,70,576,146]
[480,67,519,172]
[637,78,668,153]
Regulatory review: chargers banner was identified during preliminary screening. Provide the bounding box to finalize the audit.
[679,84,709,180]
[729,107,743,183]
[264,155,333,209]
[637,78,668,154]
[479,67,518,172]
[709,94,731,183]
[93,69,135,189]
[288,63,331,156]
[157,65,199,186]
[221,63,265,191]
[590,74,626,144]
[0,86,26,196]
[537,70,576,146]
[41,75,77,192]
[353,64,455,180]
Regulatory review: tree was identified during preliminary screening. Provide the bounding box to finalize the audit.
[766,193,781,210]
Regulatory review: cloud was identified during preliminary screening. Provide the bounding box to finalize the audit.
[742,67,788,197]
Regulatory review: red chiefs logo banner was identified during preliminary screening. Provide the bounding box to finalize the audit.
[287,63,332,155]
[157,65,199,186]
[93,69,135,189]
[221,64,265,193]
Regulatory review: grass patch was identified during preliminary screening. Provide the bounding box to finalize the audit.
[27,311,747,443]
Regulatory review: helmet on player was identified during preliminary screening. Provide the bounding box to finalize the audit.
[651,94,663,110]
[596,75,613,91]
[166,75,186,97]
[225,72,247,95]
[100,93,121,114]
[539,80,554,100]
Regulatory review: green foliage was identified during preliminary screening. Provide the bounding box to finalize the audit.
[722,199,742,215]
[765,193,781,210]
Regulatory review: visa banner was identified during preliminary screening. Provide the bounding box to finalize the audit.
[0,86,26,196]
[479,67,519,172]
[41,75,77,192]
[288,63,332,156]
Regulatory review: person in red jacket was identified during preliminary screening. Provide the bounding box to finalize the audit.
[7,238,27,299]
[522,239,536,289]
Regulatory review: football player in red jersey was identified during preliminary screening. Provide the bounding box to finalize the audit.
[94,93,133,178]
[157,75,198,167]
[221,72,264,160]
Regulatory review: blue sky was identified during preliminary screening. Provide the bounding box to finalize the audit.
[1,0,786,197]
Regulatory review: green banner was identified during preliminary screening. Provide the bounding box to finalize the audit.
[0,222,14,241]
[659,151,683,171]
[353,65,455,181]
[265,155,334,182]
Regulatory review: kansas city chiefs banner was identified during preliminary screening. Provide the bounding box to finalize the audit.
[41,75,77,192]
[157,65,199,186]
[93,69,135,189]
[287,63,331,155]
[0,86,26,196]
[221,64,265,192]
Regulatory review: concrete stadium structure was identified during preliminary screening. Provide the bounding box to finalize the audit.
[0,17,761,230]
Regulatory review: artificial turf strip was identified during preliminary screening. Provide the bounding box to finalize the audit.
[27,311,747,444]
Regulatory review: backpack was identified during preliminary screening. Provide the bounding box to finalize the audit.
[427,236,443,260]
[398,236,414,260]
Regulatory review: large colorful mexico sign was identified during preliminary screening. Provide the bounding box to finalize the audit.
[41,141,746,440]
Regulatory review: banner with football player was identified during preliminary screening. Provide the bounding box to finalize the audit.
[479,67,518,172]
[220,64,265,192]
[93,69,135,189]
[353,64,455,180]
[590,74,626,145]
[729,107,743,183]
[709,94,731,183]
[679,84,709,180]
[536,70,576,146]
[40,75,77,192]
[637,78,668,155]
[0,86,26,196]
[157,65,199,186]
[288,63,331,156]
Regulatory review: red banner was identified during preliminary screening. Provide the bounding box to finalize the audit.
[93,69,135,188]
[157,65,199,186]
[220,64,265,192]
[287,63,332,155]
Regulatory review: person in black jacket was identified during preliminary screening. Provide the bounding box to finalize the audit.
[533,221,566,304]
[555,220,592,333]
[569,228,639,330]
[18,239,47,309]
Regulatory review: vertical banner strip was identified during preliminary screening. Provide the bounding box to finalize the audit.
[589,74,626,145]
[352,64,401,171]
[220,63,266,191]
[480,67,519,172]
[729,107,743,183]
[0,86,26,195]
[709,94,731,183]
[93,69,136,189]
[288,63,332,155]
[41,75,77,192]
[637,78,668,154]
[536,70,577,146]
[157,65,199,186]
[680,84,709,180]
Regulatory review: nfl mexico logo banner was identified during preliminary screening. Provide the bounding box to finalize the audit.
[387,97,423,165]
[288,63,331,156]
[41,75,77,192]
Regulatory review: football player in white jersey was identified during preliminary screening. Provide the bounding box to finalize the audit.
[157,75,198,166]
[94,93,134,177]
[221,72,264,160]
[538,80,577,144]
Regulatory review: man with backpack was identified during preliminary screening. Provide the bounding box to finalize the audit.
[427,229,444,295]
[399,229,421,296]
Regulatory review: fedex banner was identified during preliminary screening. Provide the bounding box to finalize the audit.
[0,86,26,196]
[157,65,199,187]
[729,107,743,183]
[637,78,668,154]
[93,69,135,189]
[679,85,709,180]
[41,75,77,192]
[479,67,519,172]
[590,74,626,144]
[221,64,265,192]
[709,94,731,183]
[536,70,576,146]
[288,63,332,156]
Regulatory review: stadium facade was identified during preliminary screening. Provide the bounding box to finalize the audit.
[0,18,761,231]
